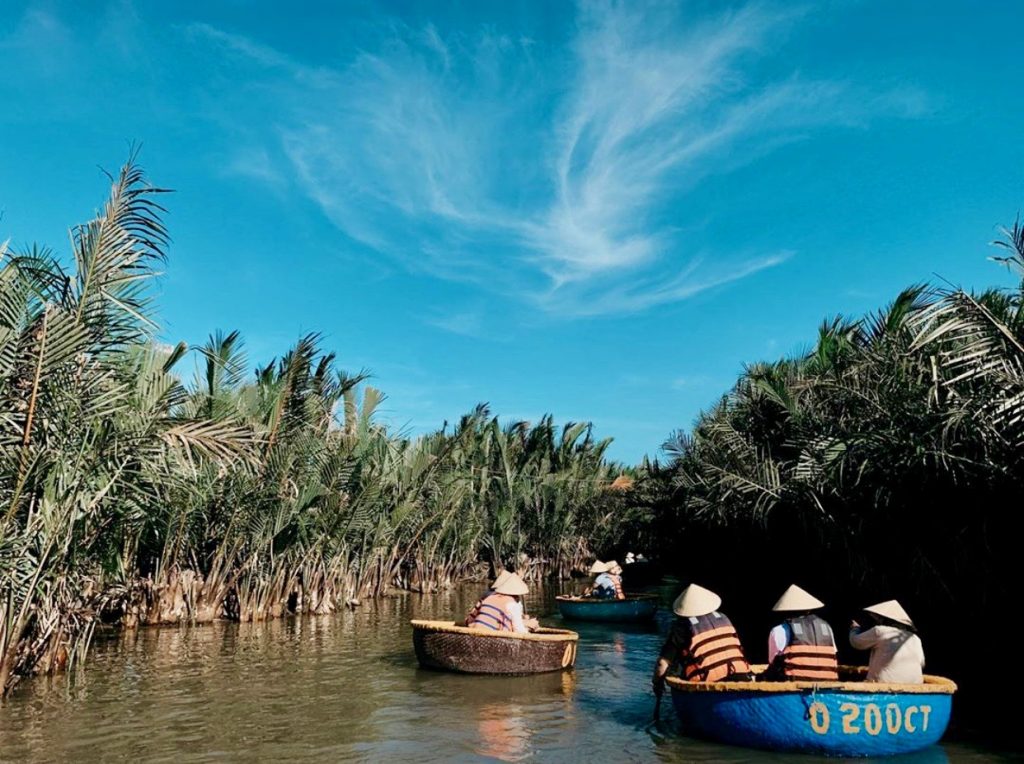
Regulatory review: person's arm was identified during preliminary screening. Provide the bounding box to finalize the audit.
[652,657,671,696]
[507,600,528,634]
[849,624,880,650]
[767,624,788,664]
[653,625,687,695]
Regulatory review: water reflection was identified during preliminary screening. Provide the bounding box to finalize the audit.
[475,703,529,762]
[0,585,1013,763]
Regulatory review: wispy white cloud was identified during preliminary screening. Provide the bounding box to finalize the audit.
[185,2,929,318]
[422,308,499,339]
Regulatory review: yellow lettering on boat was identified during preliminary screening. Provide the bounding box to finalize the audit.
[920,705,931,732]
[885,704,902,734]
[905,706,918,733]
[840,702,860,734]
[808,702,830,734]
[863,704,882,736]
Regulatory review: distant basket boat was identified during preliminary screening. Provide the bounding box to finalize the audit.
[621,559,662,587]
[411,620,579,674]
[555,594,659,622]
[667,666,956,757]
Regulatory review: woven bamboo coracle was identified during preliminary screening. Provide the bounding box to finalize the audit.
[411,620,579,674]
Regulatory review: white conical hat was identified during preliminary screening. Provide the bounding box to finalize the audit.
[672,583,722,617]
[864,600,914,628]
[493,572,529,596]
[772,584,825,612]
[607,560,622,574]
[590,560,610,574]
[492,570,513,589]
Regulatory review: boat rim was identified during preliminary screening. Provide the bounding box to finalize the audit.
[555,593,659,603]
[666,666,956,695]
[410,619,579,642]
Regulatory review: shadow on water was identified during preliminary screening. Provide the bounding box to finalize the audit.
[0,583,1015,763]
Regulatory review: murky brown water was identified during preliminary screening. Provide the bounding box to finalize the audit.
[0,584,1012,762]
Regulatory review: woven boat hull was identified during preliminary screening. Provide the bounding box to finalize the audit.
[411,620,579,675]
[555,594,658,622]
[667,669,956,757]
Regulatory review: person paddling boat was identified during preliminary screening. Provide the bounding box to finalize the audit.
[652,583,752,699]
[586,560,625,600]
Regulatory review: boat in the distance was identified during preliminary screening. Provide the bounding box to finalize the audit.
[621,559,662,587]
[667,666,956,757]
[411,620,579,674]
[555,594,659,622]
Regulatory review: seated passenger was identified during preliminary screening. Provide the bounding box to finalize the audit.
[462,570,512,626]
[762,584,839,682]
[466,572,533,634]
[652,583,752,697]
[849,600,924,684]
[588,560,625,600]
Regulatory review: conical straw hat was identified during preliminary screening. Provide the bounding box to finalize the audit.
[672,584,722,617]
[772,584,825,612]
[494,572,529,596]
[864,600,914,628]
[607,560,622,575]
[589,560,610,574]
[492,570,513,589]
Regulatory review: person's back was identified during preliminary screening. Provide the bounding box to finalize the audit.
[670,611,752,682]
[764,585,838,682]
[587,561,625,600]
[466,572,532,634]
[849,600,924,684]
[652,584,752,695]
[467,592,516,632]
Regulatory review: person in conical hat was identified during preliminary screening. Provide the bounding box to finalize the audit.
[850,600,924,684]
[466,572,534,634]
[587,559,625,600]
[652,584,752,697]
[461,570,519,627]
[762,584,839,682]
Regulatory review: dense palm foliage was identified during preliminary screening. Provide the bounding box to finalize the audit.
[0,159,628,694]
[643,221,1024,731]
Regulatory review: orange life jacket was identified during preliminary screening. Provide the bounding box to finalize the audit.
[679,612,752,682]
[467,593,514,632]
[464,589,494,626]
[611,574,625,600]
[776,614,839,681]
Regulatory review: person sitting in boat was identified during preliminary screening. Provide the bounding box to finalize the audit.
[849,600,925,684]
[652,583,752,697]
[466,572,536,634]
[761,584,839,682]
[586,560,625,600]
[461,570,512,627]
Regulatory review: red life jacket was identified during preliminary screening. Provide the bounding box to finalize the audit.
[679,612,752,682]
[467,593,514,632]
[776,614,839,681]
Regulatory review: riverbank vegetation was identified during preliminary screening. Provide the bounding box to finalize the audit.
[631,220,1024,732]
[0,158,629,694]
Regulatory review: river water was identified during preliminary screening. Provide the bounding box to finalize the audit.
[0,583,1012,762]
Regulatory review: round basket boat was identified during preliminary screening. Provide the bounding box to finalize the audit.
[667,667,956,757]
[555,594,658,622]
[411,620,579,675]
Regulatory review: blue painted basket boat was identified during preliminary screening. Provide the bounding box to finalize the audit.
[555,594,658,622]
[667,667,956,757]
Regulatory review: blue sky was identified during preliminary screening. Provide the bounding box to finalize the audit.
[2,1,1022,463]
